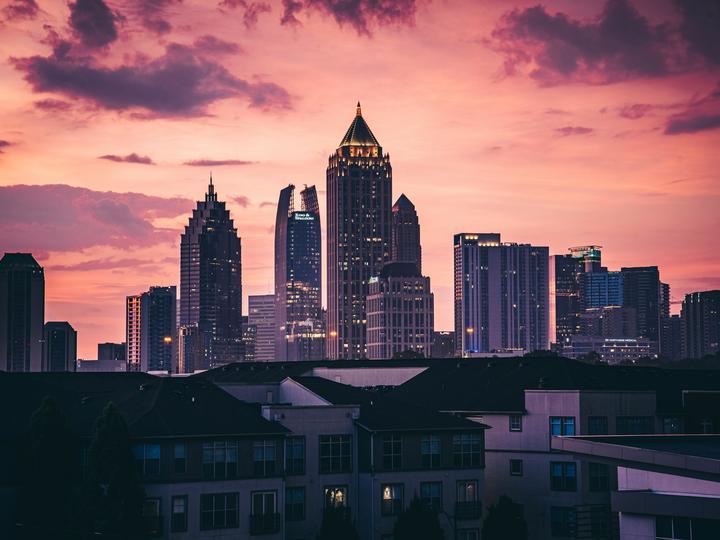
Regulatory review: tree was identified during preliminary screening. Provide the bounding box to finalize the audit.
[481,495,528,540]
[393,496,444,540]
[316,506,360,540]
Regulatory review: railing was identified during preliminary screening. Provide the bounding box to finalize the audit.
[455,501,482,520]
[249,513,281,535]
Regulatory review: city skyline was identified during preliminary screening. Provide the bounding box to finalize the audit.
[1,0,719,358]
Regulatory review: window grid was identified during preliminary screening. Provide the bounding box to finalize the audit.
[452,433,482,468]
[421,435,441,468]
[420,481,442,512]
[253,440,277,477]
[382,435,402,470]
[550,462,577,492]
[550,417,576,436]
[381,483,404,516]
[285,486,305,522]
[202,441,238,479]
[319,435,352,473]
[200,493,239,530]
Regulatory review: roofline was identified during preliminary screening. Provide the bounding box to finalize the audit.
[355,422,490,433]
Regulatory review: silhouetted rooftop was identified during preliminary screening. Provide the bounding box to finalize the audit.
[339,102,380,147]
[0,253,42,270]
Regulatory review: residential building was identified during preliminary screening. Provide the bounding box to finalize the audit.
[42,321,77,372]
[682,290,720,359]
[621,267,661,344]
[98,342,125,361]
[249,295,275,362]
[391,194,421,272]
[431,331,455,358]
[127,287,177,372]
[126,293,142,371]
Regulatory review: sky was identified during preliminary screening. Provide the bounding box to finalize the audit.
[1,0,719,358]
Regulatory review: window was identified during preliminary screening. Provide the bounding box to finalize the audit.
[616,416,654,435]
[202,441,238,479]
[200,493,238,530]
[133,443,160,475]
[251,491,276,516]
[174,443,186,474]
[420,481,442,512]
[456,480,477,502]
[253,440,277,477]
[509,459,523,476]
[381,484,404,516]
[589,463,609,492]
[171,496,188,533]
[319,435,352,473]
[286,437,305,475]
[452,433,482,467]
[383,435,402,470]
[550,417,575,436]
[251,491,279,535]
[550,462,577,491]
[550,506,576,537]
[285,487,305,522]
[662,417,682,434]
[142,498,161,537]
[457,530,480,540]
[324,486,348,508]
[509,415,523,432]
[656,516,720,539]
[421,435,441,468]
[588,416,608,435]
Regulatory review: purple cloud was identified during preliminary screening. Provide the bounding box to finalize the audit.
[192,35,242,55]
[47,257,150,271]
[231,195,250,207]
[556,126,594,136]
[675,0,720,66]
[131,0,181,35]
[183,159,255,166]
[0,140,12,153]
[2,0,39,20]
[258,201,275,208]
[220,0,272,28]
[0,184,191,253]
[33,98,73,112]
[12,43,291,117]
[69,0,118,48]
[665,113,720,134]
[99,153,155,164]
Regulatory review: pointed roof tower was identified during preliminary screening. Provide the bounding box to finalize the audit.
[393,193,415,212]
[339,101,380,147]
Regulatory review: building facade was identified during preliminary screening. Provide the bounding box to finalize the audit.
[126,287,177,372]
[621,267,661,344]
[327,103,392,359]
[584,271,623,309]
[126,293,142,371]
[249,295,276,362]
[554,246,602,342]
[42,321,77,372]
[391,194,421,272]
[682,290,720,359]
[432,331,455,358]
[98,342,125,361]
[178,324,202,374]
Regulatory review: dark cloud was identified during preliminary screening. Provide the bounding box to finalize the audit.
[192,35,242,55]
[132,0,181,35]
[47,257,151,271]
[258,201,275,208]
[0,184,190,253]
[183,159,255,166]
[665,113,720,134]
[99,153,155,164]
[2,0,39,20]
[220,0,272,28]
[556,126,594,136]
[12,43,291,117]
[675,0,720,65]
[490,0,679,86]
[33,98,73,112]
[69,0,119,48]
[280,0,417,35]
[0,140,12,153]
[231,195,250,207]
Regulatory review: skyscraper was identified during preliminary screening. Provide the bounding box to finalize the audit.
[454,233,549,355]
[42,321,77,372]
[274,184,324,361]
[553,246,602,342]
[682,290,720,359]
[180,177,242,367]
[391,194,421,272]
[249,294,275,362]
[621,266,661,343]
[0,253,44,372]
[584,270,623,309]
[98,342,125,361]
[177,324,201,374]
[126,286,176,372]
[327,103,392,359]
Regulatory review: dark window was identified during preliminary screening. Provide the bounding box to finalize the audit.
[381,484,404,516]
[133,443,160,476]
[588,416,608,435]
[253,440,277,477]
[452,433,482,468]
[550,462,577,491]
[589,463,609,492]
[202,441,238,479]
[420,481,442,512]
[319,435,352,473]
[285,487,305,522]
[662,417,682,434]
[286,437,305,475]
[142,498,161,537]
[421,435,441,468]
[174,443,186,474]
[509,459,523,476]
[550,506,576,537]
[457,530,480,540]
[509,415,523,432]
[456,480,478,502]
[550,417,575,436]
[251,491,276,515]
[616,416,654,435]
[171,496,188,532]
[200,493,239,530]
[382,435,402,470]
[324,486,348,508]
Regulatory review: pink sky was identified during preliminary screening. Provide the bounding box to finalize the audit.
[1,0,719,358]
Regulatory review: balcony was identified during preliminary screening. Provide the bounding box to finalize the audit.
[455,501,482,521]
[249,513,281,535]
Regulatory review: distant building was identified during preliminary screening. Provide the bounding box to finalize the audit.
[682,290,720,359]
[584,270,623,309]
[76,358,127,372]
[554,246,602,341]
[249,294,275,362]
[622,266,661,343]
[366,262,434,359]
[454,233,549,356]
[42,321,76,372]
[661,314,683,362]
[578,306,637,338]
[0,253,44,372]
[561,336,658,364]
[98,342,125,361]
[391,194,421,272]
[431,330,455,358]
[126,294,141,371]
[242,315,257,362]
[177,324,202,374]
[126,286,176,372]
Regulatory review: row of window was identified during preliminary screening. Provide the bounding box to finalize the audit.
[548,461,609,492]
[506,415,656,436]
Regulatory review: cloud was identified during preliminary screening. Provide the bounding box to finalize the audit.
[99,152,155,164]
[0,184,190,253]
[556,126,594,136]
[0,140,11,153]
[220,0,272,29]
[183,158,255,166]
[664,82,720,134]
[33,98,73,112]
[131,0,181,35]
[12,43,292,117]
[675,0,720,66]
[69,0,119,48]
[47,257,152,271]
[2,0,39,20]
[231,195,250,207]
[490,0,680,86]
[280,0,417,35]
[258,200,275,208]
[192,35,242,55]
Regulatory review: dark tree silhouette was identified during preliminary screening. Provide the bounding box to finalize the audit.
[481,495,528,540]
[316,506,360,540]
[393,496,444,540]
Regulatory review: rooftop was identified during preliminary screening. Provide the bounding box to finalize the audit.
[339,102,380,147]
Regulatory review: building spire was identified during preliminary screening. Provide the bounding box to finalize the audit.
[356,101,362,116]
[206,172,216,202]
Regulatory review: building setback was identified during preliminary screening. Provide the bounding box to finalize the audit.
[0,253,44,372]
[327,103,392,359]
[454,233,549,355]
[249,294,276,362]
[682,290,720,359]
[42,321,77,372]
[391,194,421,272]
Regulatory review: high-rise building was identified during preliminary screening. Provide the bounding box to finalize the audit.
[98,342,125,361]
[431,331,456,358]
[578,306,637,338]
[126,294,141,371]
[584,271,624,309]
[0,253,44,372]
[367,262,434,359]
[621,266,661,343]
[327,103,392,359]
[180,177,242,367]
[274,184,324,361]
[454,233,549,356]
[391,194,421,272]
[242,315,257,362]
[126,286,176,372]
[553,246,602,342]
[42,321,77,372]
[177,324,202,374]
[661,314,683,362]
[682,290,720,359]
[249,294,275,362]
